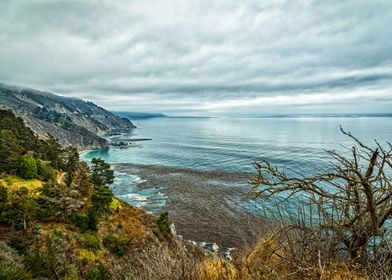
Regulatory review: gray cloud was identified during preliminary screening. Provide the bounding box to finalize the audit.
[0,0,392,114]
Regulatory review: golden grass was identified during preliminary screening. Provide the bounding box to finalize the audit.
[196,235,371,280]
[99,202,155,245]
[198,257,237,280]
[0,175,44,193]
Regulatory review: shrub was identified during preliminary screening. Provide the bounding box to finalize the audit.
[71,210,99,232]
[36,159,44,176]
[35,197,58,221]
[87,210,99,231]
[72,212,90,232]
[7,236,33,255]
[0,265,33,280]
[81,257,89,265]
[103,234,132,257]
[82,233,100,252]
[25,239,66,279]
[18,155,37,179]
[40,164,55,181]
[87,262,111,280]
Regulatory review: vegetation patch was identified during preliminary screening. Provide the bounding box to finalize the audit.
[82,233,100,252]
[109,198,121,212]
[0,175,43,192]
[103,234,132,257]
[157,212,172,237]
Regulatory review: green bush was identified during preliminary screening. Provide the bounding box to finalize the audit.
[82,233,100,252]
[36,159,44,176]
[87,210,99,231]
[18,155,37,179]
[39,164,55,181]
[72,212,90,232]
[0,265,33,280]
[35,197,58,221]
[7,236,33,255]
[81,257,89,265]
[103,234,132,257]
[71,211,98,232]
[25,241,65,279]
[87,262,111,280]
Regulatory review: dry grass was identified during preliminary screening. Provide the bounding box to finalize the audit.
[195,235,372,280]
[0,175,43,193]
[99,202,156,244]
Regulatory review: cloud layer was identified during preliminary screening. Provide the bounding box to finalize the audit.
[1,0,392,114]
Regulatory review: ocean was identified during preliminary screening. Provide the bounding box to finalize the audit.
[81,115,392,246]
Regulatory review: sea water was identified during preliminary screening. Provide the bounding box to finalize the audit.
[81,115,392,214]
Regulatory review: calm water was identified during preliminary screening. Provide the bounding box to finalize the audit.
[82,116,392,214]
[83,116,392,172]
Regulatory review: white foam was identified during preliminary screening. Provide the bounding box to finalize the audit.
[128,174,147,184]
[117,193,148,207]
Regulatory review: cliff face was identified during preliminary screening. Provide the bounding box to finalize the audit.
[0,83,135,150]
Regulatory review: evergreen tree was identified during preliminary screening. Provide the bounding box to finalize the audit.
[64,147,79,186]
[0,185,9,224]
[8,187,36,230]
[90,158,114,215]
[91,185,113,214]
[45,134,63,169]
[0,130,22,172]
[90,158,114,187]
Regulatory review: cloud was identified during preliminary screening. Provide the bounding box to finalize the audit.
[0,0,391,114]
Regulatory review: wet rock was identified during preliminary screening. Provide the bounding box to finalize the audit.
[170,223,177,235]
[110,141,130,148]
[189,240,235,261]
[199,242,219,253]
[222,247,235,261]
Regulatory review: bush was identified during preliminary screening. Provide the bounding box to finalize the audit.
[18,155,37,179]
[0,266,33,280]
[103,234,132,257]
[7,236,33,255]
[81,257,89,265]
[82,233,100,252]
[36,159,44,176]
[35,197,58,221]
[72,212,90,232]
[25,240,65,279]
[87,262,111,280]
[71,211,99,232]
[39,164,55,181]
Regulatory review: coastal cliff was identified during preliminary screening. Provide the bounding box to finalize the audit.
[0,83,135,149]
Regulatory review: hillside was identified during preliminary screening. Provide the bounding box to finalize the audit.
[0,109,207,279]
[0,83,135,150]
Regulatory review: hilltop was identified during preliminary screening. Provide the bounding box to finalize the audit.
[0,83,135,150]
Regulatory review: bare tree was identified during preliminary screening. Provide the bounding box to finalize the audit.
[249,127,392,264]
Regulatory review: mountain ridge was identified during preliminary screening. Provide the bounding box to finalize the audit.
[0,83,135,150]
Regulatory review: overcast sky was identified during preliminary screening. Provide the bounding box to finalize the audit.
[1,0,392,115]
